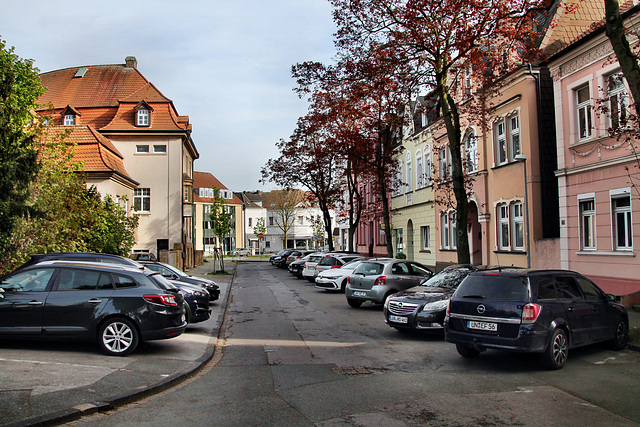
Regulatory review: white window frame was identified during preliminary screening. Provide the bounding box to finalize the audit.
[509,115,520,160]
[416,150,423,188]
[610,188,632,251]
[512,202,524,251]
[136,145,150,153]
[421,225,430,250]
[576,84,593,141]
[498,203,510,250]
[465,130,478,173]
[441,213,450,249]
[439,145,451,181]
[495,120,507,166]
[137,109,149,126]
[450,211,457,250]
[578,193,596,250]
[607,71,628,129]
[424,146,432,186]
[134,188,151,213]
[153,145,167,153]
[405,151,412,193]
[64,114,75,126]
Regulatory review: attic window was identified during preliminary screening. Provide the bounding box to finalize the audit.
[137,109,149,126]
[64,114,75,126]
[74,68,88,78]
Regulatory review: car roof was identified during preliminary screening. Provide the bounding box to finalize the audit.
[26,260,150,275]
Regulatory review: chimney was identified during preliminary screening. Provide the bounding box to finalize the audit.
[125,56,137,69]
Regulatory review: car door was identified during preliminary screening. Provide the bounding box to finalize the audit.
[0,267,56,336]
[389,262,413,290]
[575,276,612,342]
[408,263,433,286]
[555,274,594,346]
[42,268,115,337]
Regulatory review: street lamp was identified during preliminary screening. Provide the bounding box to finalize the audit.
[514,154,531,268]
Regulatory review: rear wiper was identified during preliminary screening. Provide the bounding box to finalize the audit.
[462,295,485,299]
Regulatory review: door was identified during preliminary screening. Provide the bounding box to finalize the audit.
[555,275,596,346]
[575,276,612,342]
[0,267,56,335]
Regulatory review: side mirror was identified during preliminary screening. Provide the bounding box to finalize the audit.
[606,294,618,302]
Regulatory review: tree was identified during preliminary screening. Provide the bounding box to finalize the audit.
[265,189,304,249]
[208,187,233,272]
[253,216,266,254]
[330,0,551,263]
[0,39,45,253]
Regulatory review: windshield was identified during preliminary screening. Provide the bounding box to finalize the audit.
[354,262,384,276]
[420,268,471,289]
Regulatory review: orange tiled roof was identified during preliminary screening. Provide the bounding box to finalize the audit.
[193,171,243,204]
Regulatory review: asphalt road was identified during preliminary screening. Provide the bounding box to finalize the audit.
[65,261,640,426]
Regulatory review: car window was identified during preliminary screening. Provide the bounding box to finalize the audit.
[319,257,337,266]
[56,269,113,291]
[309,256,323,263]
[391,262,410,275]
[535,277,557,300]
[1,268,55,292]
[409,264,432,276]
[576,277,604,302]
[456,275,529,301]
[145,264,174,277]
[555,276,583,300]
[423,269,469,289]
[113,273,138,289]
[355,262,384,276]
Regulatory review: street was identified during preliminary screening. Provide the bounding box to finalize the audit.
[63,261,640,426]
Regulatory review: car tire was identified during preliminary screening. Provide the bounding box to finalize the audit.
[542,328,568,370]
[306,277,315,283]
[98,317,139,356]
[184,302,192,324]
[456,343,480,358]
[608,317,629,350]
[347,298,363,308]
[340,279,348,293]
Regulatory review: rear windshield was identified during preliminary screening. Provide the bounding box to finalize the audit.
[308,256,323,262]
[454,274,529,301]
[354,262,384,276]
[319,257,337,266]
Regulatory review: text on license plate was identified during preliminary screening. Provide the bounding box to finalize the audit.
[389,315,408,324]
[353,291,367,297]
[467,321,497,331]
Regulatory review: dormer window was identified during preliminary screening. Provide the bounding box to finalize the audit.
[60,105,80,126]
[137,109,149,126]
[134,101,153,127]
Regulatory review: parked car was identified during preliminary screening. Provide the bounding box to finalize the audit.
[139,261,220,301]
[284,250,314,268]
[269,249,287,265]
[18,252,145,271]
[383,265,498,333]
[315,259,367,292]
[288,254,313,278]
[345,259,433,308]
[170,282,211,324]
[445,268,629,369]
[314,253,365,276]
[0,261,187,356]
[301,253,327,282]
[271,249,298,267]
[233,248,251,256]
[130,252,157,261]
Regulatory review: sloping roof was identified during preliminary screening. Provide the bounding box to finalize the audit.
[41,125,138,187]
[193,171,243,204]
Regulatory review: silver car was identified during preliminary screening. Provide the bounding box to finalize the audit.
[345,259,433,308]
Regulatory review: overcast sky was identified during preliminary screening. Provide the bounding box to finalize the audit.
[0,0,337,192]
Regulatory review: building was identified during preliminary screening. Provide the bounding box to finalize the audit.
[37,57,199,267]
[235,191,267,253]
[193,171,244,255]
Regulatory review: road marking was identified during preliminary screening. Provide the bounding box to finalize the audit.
[0,357,120,370]
[224,338,366,348]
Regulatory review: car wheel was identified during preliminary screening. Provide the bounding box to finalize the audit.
[340,279,348,293]
[98,318,139,356]
[456,344,480,358]
[542,328,568,370]
[184,302,192,324]
[608,317,629,350]
[347,298,363,308]
[306,277,315,283]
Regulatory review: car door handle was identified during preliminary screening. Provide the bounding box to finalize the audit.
[87,298,102,304]
[28,300,43,306]
[567,307,574,312]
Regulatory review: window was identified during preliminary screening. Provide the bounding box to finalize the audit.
[136,145,150,153]
[612,193,632,250]
[153,145,166,153]
[416,150,423,188]
[0,268,54,292]
[248,218,252,227]
[442,213,449,249]
[579,197,596,250]
[64,114,75,126]
[608,72,628,129]
[441,212,456,249]
[450,212,457,250]
[137,109,149,126]
[576,84,593,140]
[439,145,451,181]
[424,147,432,186]
[512,202,524,250]
[494,114,520,165]
[421,225,430,250]
[395,162,404,196]
[183,185,191,203]
[405,152,412,192]
[134,188,151,212]
[269,217,274,226]
[298,216,304,225]
[465,131,478,173]
[498,203,510,250]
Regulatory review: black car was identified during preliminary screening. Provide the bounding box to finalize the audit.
[18,252,145,270]
[288,254,312,278]
[0,261,187,356]
[284,250,314,268]
[445,268,629,369]
[175,282,211,324]
[384,265,493,333]
[139,261,220,302]
[269,249,288,265]
[272,249,299,268]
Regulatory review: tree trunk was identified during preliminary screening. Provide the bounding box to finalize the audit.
[378,126,395,258]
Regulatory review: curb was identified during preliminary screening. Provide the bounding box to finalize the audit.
[10,263,237,427]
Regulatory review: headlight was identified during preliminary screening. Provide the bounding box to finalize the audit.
[421,299,449,312]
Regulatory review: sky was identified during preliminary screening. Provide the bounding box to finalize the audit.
[0,0,337,191]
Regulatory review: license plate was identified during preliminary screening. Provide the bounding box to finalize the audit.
[353,291,367,297]
[468,321,497,331]
[389,315,408,324]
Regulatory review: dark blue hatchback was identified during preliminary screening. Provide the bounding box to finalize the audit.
[445,268,629,369]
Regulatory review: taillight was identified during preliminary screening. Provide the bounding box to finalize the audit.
[144,294,178,306]
[347,276,351,284]
[446,300,451,317]
[522,303,542,324]
[373,276,386,286]
[331,265,340,269]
